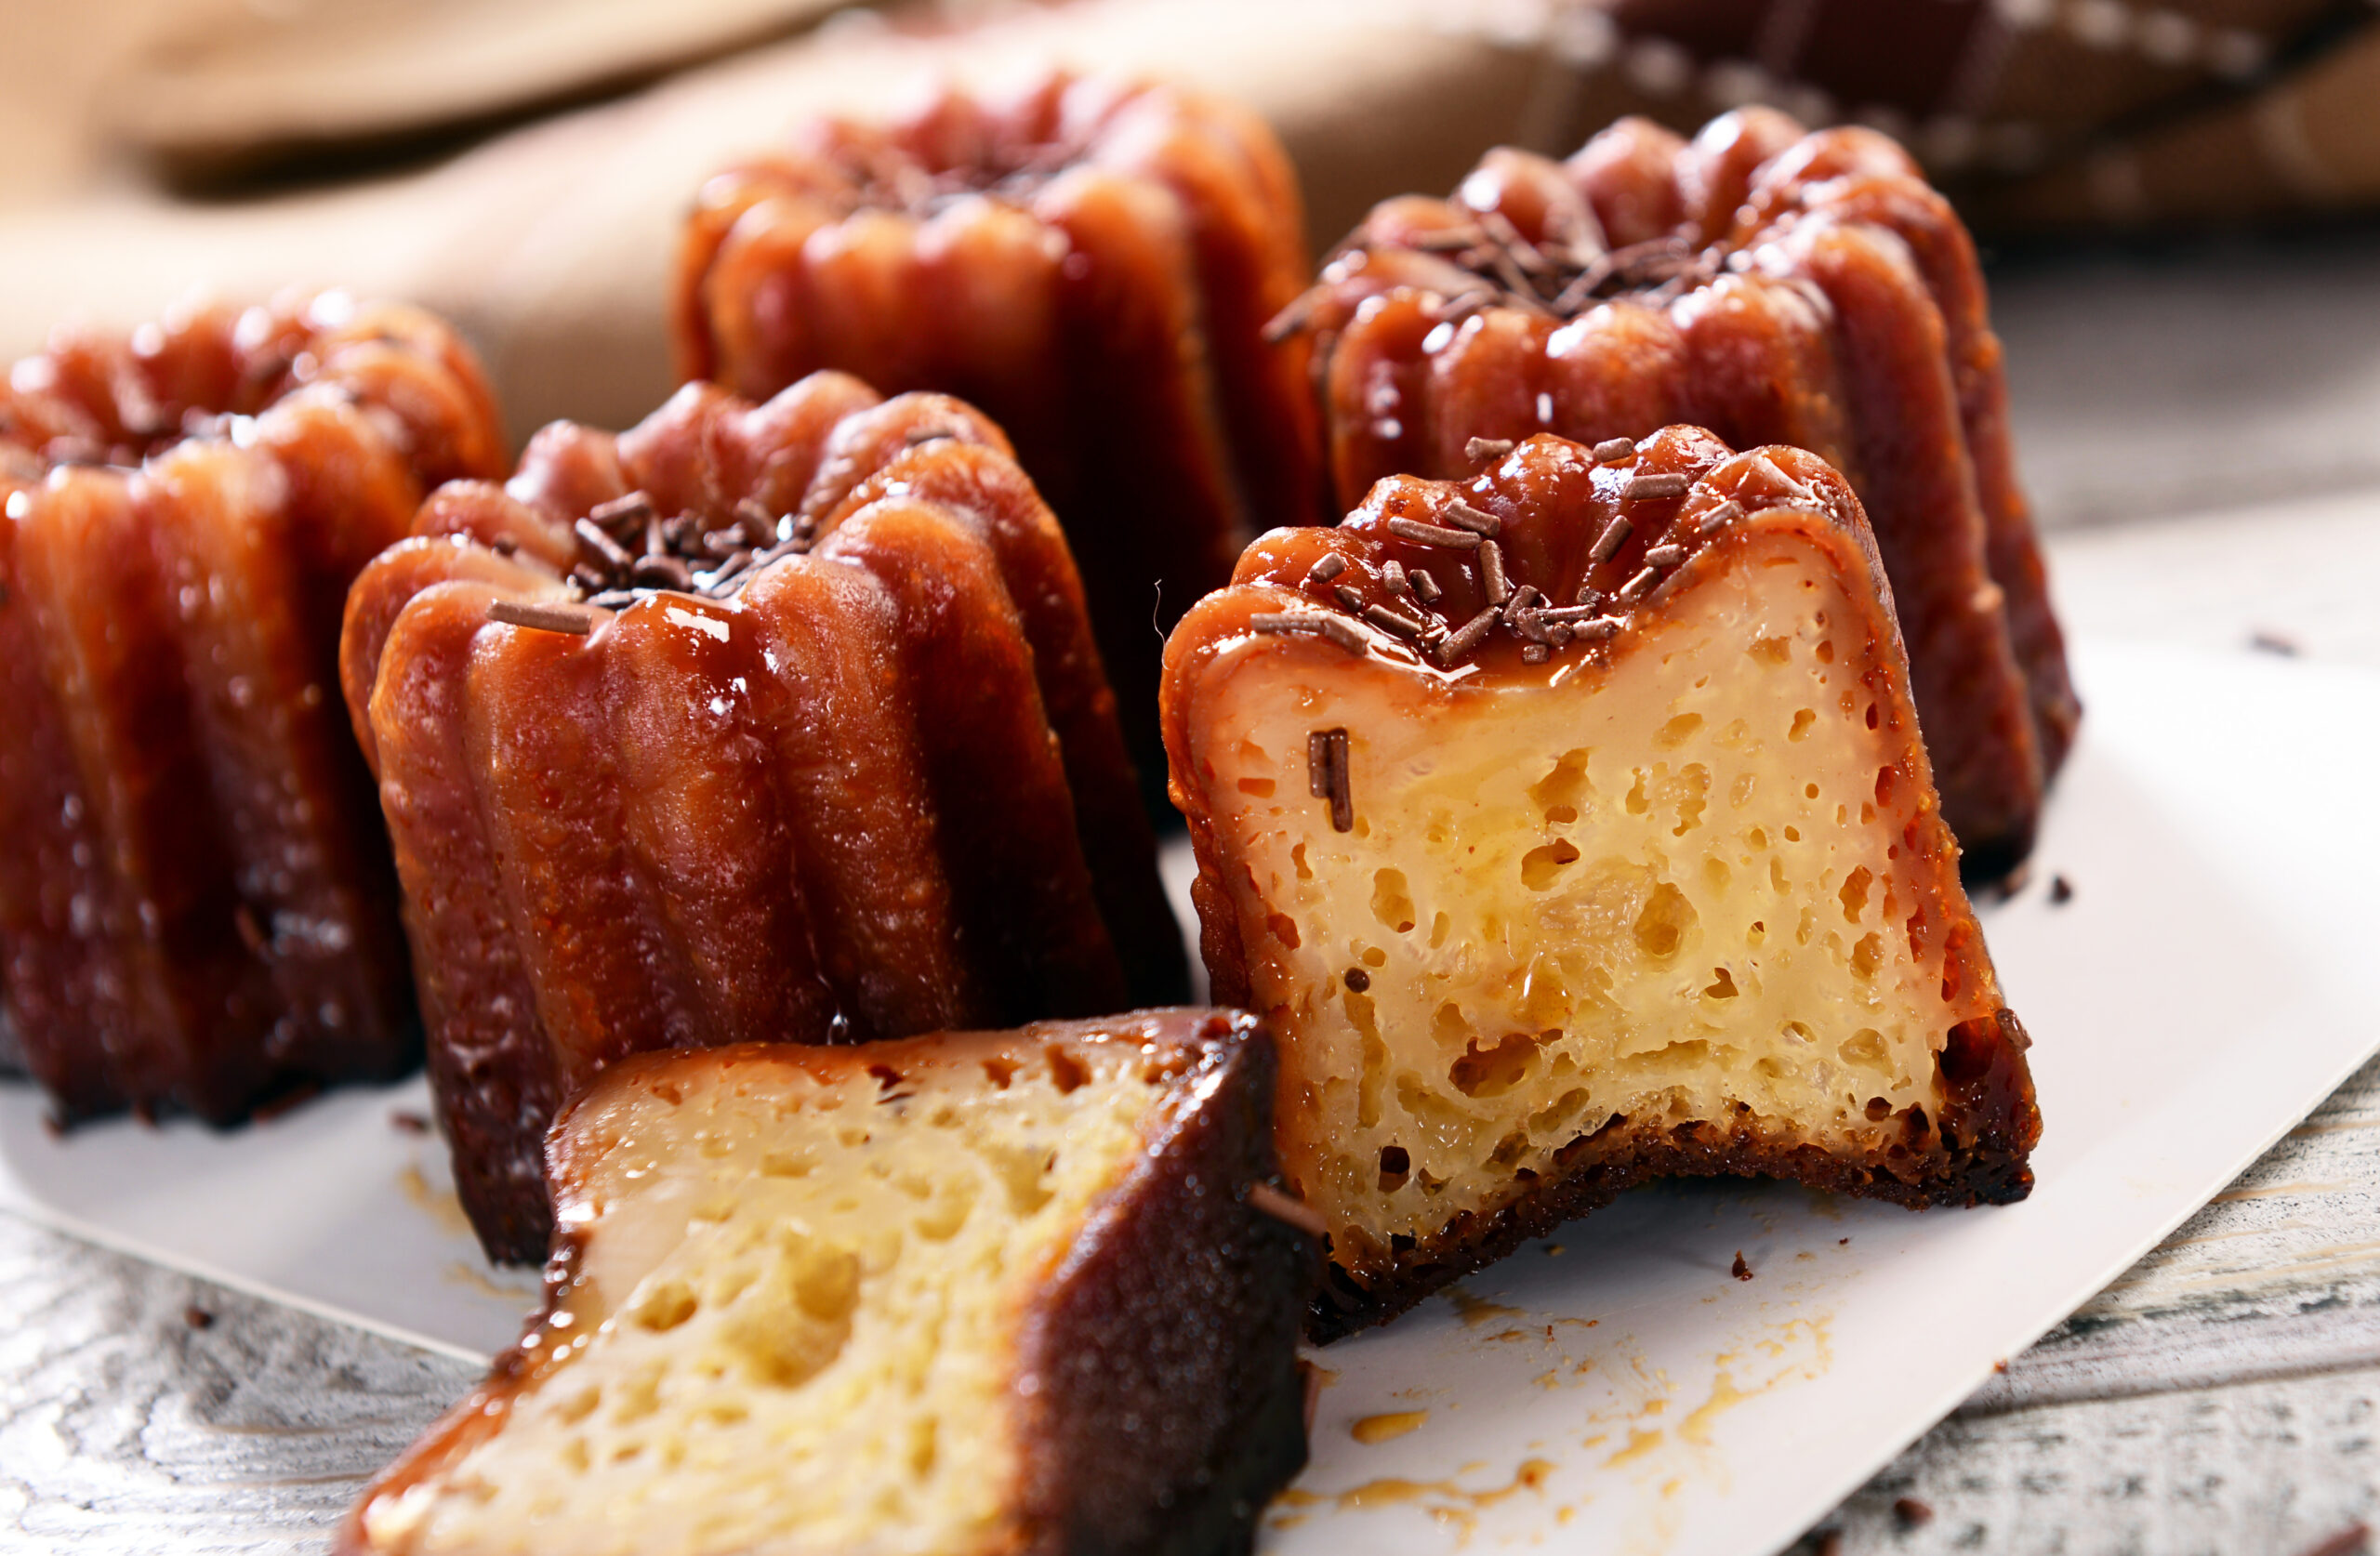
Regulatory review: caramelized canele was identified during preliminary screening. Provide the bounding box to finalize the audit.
[1285,110,2077,877]
[675,70,1322,784]
[0,292,502,1123]
[1163,429,2040,1337]
[343,373,1184,1261]
[339,1010,1311,1556]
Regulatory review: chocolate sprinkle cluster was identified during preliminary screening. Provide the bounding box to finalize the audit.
[1399,208,1722,320]
[843,140,1084,219]
[563,490,819,607]
[1268,207,1724,343]
[1251,441,1746,667]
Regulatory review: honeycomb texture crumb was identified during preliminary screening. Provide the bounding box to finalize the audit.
[1195,534,1996,1272]
[359,1040,1167,1556]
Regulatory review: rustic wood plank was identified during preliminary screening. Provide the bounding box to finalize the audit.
[1792,1363,2380,1556]
[0,1211,471,1551]
[1966,1051,2380,1416]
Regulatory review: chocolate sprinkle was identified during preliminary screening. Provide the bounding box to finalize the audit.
[1410,568,1442,604]
[1592,437,1636,462]
[1385,517,1483,549]
[1520,643,1549,664]
[1442,500,1501,536]
[1645,544,1686,566]
[1465,436,1515,462]
[1435,605,1501,665]
[488,599,597,635]
[1248,1181,1329,1239]
[630,554,694,591]
[1363,600,1436,640]
[588,491,654,532]
[1588,514,1633,563]
[1306,727,1354,833]
[1479,539,1511,605]
[1252,611,1367,654]
[1616,566,1660,606]
[1698,499,1746,534]
[1307,552,1347,584]
[1626,472,1691,500]
[574,517,634,573]
[1334,584,1367,614]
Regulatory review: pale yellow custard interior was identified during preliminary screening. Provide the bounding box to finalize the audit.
[1191,529,1993,1270]
[360,1041,1166,1556]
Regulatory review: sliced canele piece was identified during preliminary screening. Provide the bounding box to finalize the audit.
[342,374,1184,1260]
[1163,427,2041,1338]
[338,1009,1312,1556]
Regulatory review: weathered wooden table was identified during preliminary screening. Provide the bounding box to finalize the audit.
[7,230,2380,1555]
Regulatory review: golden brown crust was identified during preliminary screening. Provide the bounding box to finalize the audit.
[1163,429,2038,1337]
[337,1009,1313,1556]
[673,71,1322,788]
[0,292,502,1124]
[343,374,1184,1260]
[1291,111,2076,877]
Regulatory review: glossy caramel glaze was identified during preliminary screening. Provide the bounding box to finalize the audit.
[343,374,1186,1261]
[1289,111,2077,878]
[675,70,1323,787]
[0,292,502,1123]
[1163,429,2039,1336]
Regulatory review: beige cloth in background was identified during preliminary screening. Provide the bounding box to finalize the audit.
[0,0,1557,440]
[1,0,2373,445]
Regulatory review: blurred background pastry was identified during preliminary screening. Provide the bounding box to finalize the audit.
[4,0,2376,452]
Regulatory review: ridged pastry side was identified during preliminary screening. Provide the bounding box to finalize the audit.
[338,1009,1312,1556]
[1163,429,2039,1336]
[674,70,1322,782]
[1290,110,2076,877]
[0,293,502,1122]
[343,374,1183,1261]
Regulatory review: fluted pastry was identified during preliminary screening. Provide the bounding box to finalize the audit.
[339,1009,1311,1556]
[1163,429,2040,1337]
[674,70,1323,778]
[0,292,502,1123]
[1284,110,2077,877]
[342,373,1185,1261]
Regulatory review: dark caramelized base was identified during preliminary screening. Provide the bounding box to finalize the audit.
[1310,1009,2039,1341]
